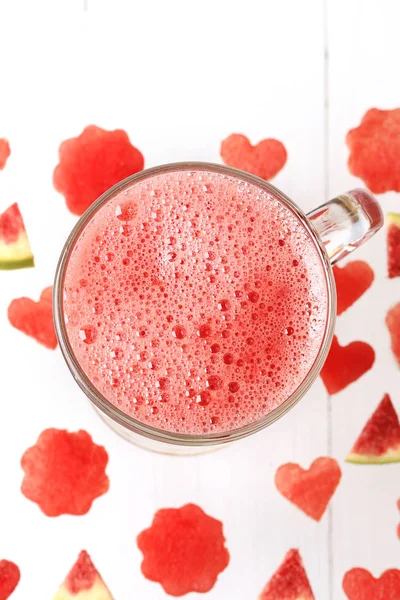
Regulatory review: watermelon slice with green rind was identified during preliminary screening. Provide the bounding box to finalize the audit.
[387,213,400,278]
[346,394,400,464]
[53,550,113,599]
[259,549,315,600]
[0,203,34,270]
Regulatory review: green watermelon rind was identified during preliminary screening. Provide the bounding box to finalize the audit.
[0,233,34,270]
[346,446,400,464]
[388,212,400,227]
[0,256,34,270]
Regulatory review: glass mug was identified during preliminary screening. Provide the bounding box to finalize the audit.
[53,162,383,454]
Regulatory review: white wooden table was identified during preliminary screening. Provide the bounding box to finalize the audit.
[0,1,399,598]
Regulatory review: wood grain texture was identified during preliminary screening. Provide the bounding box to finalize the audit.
[0,0,397,598]
[327,1,400,598]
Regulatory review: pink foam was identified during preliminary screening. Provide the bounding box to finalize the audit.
[64,170,328,434]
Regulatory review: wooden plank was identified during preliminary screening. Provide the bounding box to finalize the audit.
[327,0,400,597]
[0,2,328,598]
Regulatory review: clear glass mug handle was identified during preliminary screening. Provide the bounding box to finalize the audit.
[307,188,384,264]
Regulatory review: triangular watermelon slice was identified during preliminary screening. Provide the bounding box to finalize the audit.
[0,203,34,269]
[259,549,315,600]
[53,551,113,599]
[346,394,400,464]
[387,213,400,279]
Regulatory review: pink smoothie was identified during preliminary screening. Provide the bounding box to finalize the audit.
[63,168,328,434]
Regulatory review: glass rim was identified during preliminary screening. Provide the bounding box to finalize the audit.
[53,161,336,447]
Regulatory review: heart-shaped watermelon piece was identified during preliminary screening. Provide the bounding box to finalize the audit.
[343,567,400,600]
[333,261,374,315]
[220,133,287,180]
[275,457,342,521]
[8,287,56,349]
[320,336,375,394]
[0,560,20,600]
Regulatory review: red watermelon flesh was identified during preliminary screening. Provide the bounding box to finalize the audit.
[0,560,20,600]
[343,567,400,600]
[8,287,57,349]
[346,394,400,464]
[0,139,10,170]
[53,125,144,216]
[274,457,342,521]
[346,108,400,193]
[259,549,315,600]
[137,503,229,596]
[220,133,287,180]
[320,336,375,394]
[21,428,109,517]
[0,203,34,270]
[386,302,400,367]
[388,213,400,278]
[333,261,374,315]
[54,550,113,599]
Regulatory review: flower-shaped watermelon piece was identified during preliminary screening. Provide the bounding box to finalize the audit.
[21,429,109,516]
[53,125,144,216]
[347,108,400,193]
[137,503,229,596]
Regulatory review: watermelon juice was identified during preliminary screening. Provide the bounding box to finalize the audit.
[61,165,329,436]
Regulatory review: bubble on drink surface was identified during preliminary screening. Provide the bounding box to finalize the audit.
[64,169,328,434]
[218,299,231,312]
[116,202,137,221]
[79,326,97,344]
[120,224,133,237]
[223,353,234,365]
[206,375,223,391]
[196,391,211,407]
[172,325,186,339]
[197,324,212,338]
[156,377,169,390]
